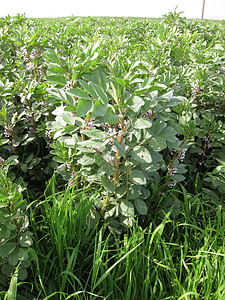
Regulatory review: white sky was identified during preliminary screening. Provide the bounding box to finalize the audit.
[1,0,224,20]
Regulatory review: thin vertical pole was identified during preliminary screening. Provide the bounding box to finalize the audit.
[201,0,206,19]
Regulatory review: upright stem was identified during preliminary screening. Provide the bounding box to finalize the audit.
[113,134,124,186]
[100,192,110,215]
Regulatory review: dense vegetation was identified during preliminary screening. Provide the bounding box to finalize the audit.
[0,11,225,299]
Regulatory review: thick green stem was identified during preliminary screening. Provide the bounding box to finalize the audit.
[113,134,124,186]
[100,193,110,215]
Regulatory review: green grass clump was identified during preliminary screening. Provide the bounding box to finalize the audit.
[2,181,222,300]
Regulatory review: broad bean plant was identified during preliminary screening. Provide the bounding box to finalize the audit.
[46,42,196,228]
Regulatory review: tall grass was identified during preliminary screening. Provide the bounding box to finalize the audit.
[12,179,225,300]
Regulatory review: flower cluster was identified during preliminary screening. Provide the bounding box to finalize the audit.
[170,147,187,161]
[0,157,3,166]
[192,82,204,98]
[83,117,96,129]
[21,47,29,62]
[203,136,211,149]
[30,49,40,59]
[168,181,176,188]
[69,171,78,188]
[117,119,131,130]
[20,47,43,79]
[21,47,41,62]
[4,126,12,137]
[177,148,187,161]
[143,110,153,119]
[27,61,35,71]
[45,131,51,139]
[65,162,71,171]
[168,167,178,176]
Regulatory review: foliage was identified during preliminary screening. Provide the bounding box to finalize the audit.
[0,10,225,297]
[0,164,33,289]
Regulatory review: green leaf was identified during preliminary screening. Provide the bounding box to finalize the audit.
[6,155,19,166]
[116,78,125,86]
[81,129,109,140]
[77,99,93,117]
[0,225,10,240]
[95,154,114,176]
[48,66,65,74]
[67,88,91,100]
[46,52,61,64]
[149,137,167,151]
[77,154,95,166]
[8,248,29,266]
[18,268,28,280]
[113,138,126,158]
[53,156,67,163]
[62,112,75,125]
[26,153,33,165]
[173,174,186,182]
[79,80,99,100]
[149,84,167,92]
[93,101,108,117]
[120,200,134,217]
[19,234,33,247]
[92,83,108,104]
[134,118,152,129]
[134,199,148,215]
[74,117,85,127]
[153,120,167,135]
[21,164,27,173]
[1,263,15,275]
[105,110,120,125]
[129,169,147,185]
[128,184,142,199]
[132,146,152,164]
[158,126,177,142]
[101,177,115,193]
[47,75,67,86]
[141,187,151,199]
[0,139,8,146]
[129,96,145,112]
[78,139,104,149]
[116,184,127,198]
[6,223,17,231]
[0,242,16,257]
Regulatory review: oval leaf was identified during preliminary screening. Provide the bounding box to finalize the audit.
[134,199,148,215]
[62,112,75,125]
[132,146,152,164]
[77,99,93,117]
[120,200,134,217]
[47,75,67,86]
[68,88,90,100]
[129,169,147,185]
[93,101,108,117]
[134,118,152,129]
